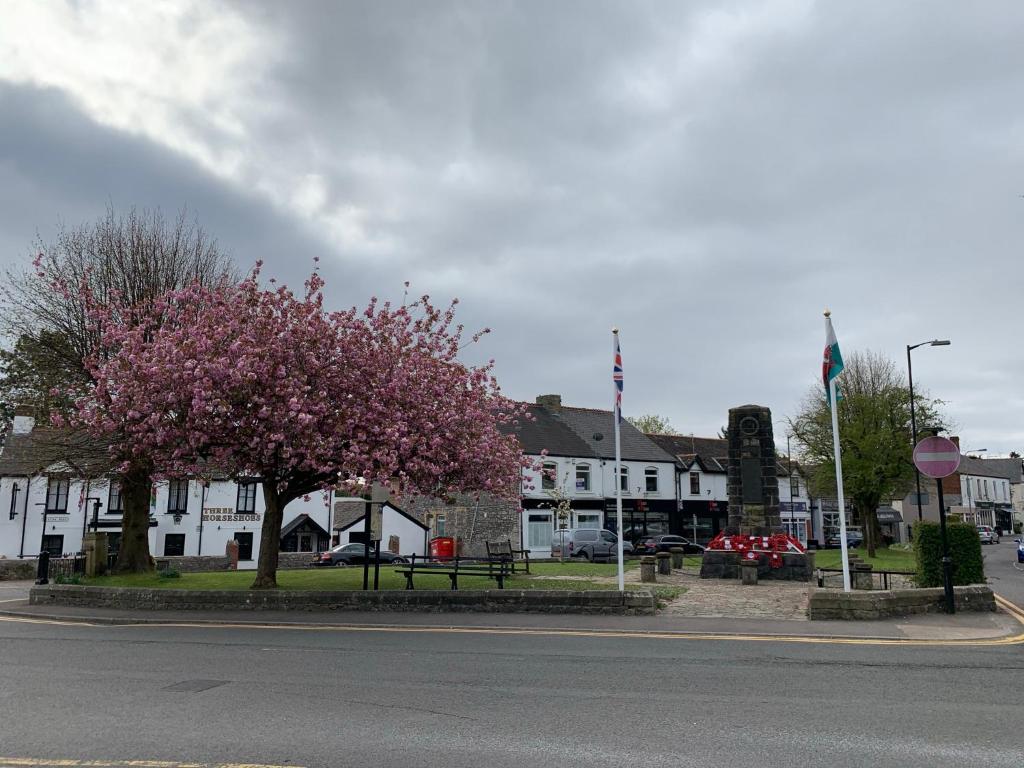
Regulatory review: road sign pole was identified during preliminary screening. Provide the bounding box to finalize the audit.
[936,478,955,614]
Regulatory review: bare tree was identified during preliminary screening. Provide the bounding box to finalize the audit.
[1,206,235,572]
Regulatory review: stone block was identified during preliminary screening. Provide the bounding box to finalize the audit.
[740,561,758,586]
[656,551,672,575]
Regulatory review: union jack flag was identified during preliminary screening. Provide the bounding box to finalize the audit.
[613,334,623,423]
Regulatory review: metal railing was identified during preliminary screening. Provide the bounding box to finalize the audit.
[36,551,86,584]
[817,567,916,590]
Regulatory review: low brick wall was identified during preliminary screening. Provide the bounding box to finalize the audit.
[154,555,232,573]
[700,551,814,582]
[0,559,36,581]
[808,585,996,620]
[29,585,655,615]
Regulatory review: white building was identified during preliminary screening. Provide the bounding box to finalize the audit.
[0,412,370,567]
[516,396,679,555]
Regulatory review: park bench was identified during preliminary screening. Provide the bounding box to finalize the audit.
[395,555,512,590]
[485,539,531,574]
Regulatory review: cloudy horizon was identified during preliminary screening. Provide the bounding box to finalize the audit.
[2,1,1022,454]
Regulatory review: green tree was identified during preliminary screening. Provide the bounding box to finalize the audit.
[788,350,942,557]
[628,413,677,434]
[0,205,234,572]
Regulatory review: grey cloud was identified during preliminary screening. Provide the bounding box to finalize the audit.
[4,1,1024,454]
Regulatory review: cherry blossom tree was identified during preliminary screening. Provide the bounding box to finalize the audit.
[75,266,528,587]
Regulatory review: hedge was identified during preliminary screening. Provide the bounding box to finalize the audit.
[913,520,985,587]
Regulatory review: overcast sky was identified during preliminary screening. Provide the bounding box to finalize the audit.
[2,1,1022,454]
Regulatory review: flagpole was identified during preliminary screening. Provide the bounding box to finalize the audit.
[613,328,624,592]
[826,313,852,592]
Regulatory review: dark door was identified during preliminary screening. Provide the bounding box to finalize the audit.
[235,532,253,561]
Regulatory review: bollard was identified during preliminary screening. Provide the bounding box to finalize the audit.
[670,546,684,570]
[852,562,874,590]
[35,550,50,585]
[656,551,672,575]
[740,558,758,586]
[640,556,657,582]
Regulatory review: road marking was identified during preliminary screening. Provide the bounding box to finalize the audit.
[116,605,1024,647]
[0,759,304,768]
[6,596,1024,647]
[0,615,96,627]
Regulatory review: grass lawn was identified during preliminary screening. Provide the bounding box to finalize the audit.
[812,546,916,571]
[83,559,683,600]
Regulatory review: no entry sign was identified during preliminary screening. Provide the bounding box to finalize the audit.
[913,436,961,479]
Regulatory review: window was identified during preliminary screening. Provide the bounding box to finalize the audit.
[163,534,186,557]
[976,479,982,499]
[984,479,990,499]
[619,466,629,493]
[790,476,800,498]
[645,467,658,493]
[236,481,258,513]
[541,462,557,491]
[575,464,591,492]
[167,480,189,515]
[433,513,447,537]
[234,532,253,561]
[107,482,123,514]
[576,512,601,529]
[45,477,69,514]
[40,534,64,557]
[689,472,700,495]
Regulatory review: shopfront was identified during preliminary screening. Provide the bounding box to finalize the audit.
[678,499,729,544]
[780,501,810,547]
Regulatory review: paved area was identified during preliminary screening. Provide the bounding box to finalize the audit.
[0,579,32,604]
[1,612,1023,767]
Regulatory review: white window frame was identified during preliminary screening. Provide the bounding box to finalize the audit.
[689,472,700,496]
[576,463,591,492]
[619,466,629,494]
[541,462,557,491]
[645,467,658,494]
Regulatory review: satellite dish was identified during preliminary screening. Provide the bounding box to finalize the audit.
[593,432,604,442]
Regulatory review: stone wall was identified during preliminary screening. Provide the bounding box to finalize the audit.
[154,555,232,573]
[700,550,814,582]
[277,552,316,569]
[30,585,656,615]
[0,559,36,581]
[808,585,996,620]
[401,492,521,557]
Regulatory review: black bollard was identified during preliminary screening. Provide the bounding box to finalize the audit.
[35,550,50,585]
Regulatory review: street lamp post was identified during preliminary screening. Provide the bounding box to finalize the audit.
[907,339,951,522]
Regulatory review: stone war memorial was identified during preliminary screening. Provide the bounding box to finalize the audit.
[699,404,814,582]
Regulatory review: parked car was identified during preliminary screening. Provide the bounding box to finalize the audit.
[550,529,633,560]
[977,525,1000,545]
[1016,538,1024,563]
[635,534,705,555]
[313,542,408,567]
[825,529,864,549]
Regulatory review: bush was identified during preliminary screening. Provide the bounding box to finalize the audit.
[913,521,985,587]
[158,568,181,579]
[55,574,82,585]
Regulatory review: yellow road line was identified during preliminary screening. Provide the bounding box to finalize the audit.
[0,759,304,768]
[5,595,1023,647]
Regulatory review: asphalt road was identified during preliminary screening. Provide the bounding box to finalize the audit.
[1,612,1023,768]
[983,538,1024,606]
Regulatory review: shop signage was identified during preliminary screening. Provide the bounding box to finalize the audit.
[202,507,261,522]
[779,502,807,513]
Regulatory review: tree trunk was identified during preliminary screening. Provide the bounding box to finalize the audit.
[113,464,155,574]
[863,506,879,558]
[251,483,285,589]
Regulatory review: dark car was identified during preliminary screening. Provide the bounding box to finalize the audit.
[825,529,864,549]
[313,542,408,567]
[635,534,705,555]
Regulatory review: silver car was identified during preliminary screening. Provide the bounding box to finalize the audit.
[977,525,1000,545]
[550,528,633,560]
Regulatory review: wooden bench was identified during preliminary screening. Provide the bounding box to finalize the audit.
[485,539,531,574]
[395,555,511,590]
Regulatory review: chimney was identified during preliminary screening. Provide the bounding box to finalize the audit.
[12,405,35,435]
[536,394,562,410]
